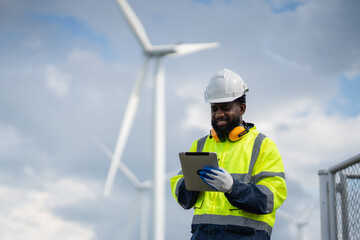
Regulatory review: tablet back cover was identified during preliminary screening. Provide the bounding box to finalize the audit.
[179,152,219,191]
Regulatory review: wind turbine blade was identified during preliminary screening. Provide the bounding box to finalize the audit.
[276,209,300,224]
[172,42,220,57]
[93,137,113,160]
[142,179,152,189]
[94,138,143,189]
[118,161,143,188]
[116,0,152,51]
[140,169,178,188]
[103,57,150,197]
[300,198,318,222]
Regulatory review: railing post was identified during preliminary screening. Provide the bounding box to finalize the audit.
[338,173,350,240]
[319,170,330,240]
[328,172,338,240]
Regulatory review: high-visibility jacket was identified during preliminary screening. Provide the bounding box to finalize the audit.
[171,124,287,239]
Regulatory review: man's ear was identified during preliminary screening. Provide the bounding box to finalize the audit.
[240,103,246,115]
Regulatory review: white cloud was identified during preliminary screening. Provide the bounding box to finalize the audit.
[44,178,96,207]
[263,48,309,71]
[0,178,96,240]
[174,80,211,132]
[253,98,360,192]
[45,65,71,98]
[0,124,21,154]
[173,81,204,102]
[182,103,210,132]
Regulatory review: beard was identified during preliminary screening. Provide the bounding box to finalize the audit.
[211,115,241,141]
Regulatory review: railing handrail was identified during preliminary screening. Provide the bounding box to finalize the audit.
[328,153,360,173]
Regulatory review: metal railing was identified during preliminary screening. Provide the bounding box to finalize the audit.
[318,153,360,240]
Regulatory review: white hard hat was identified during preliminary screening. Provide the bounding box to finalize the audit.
[204,68,249,103]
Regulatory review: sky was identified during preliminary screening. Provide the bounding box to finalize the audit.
[0,0,360,239]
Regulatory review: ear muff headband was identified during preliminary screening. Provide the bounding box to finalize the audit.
[210,125,248,142]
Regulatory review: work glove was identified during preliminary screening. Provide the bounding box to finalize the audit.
[198,167,233,193]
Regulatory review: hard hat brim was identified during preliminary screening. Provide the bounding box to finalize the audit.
[205,95,246,103]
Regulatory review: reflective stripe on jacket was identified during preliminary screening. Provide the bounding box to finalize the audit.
[170,124,287,238]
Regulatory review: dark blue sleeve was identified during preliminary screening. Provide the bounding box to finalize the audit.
[176,179,200,210]
[225,179,272,214]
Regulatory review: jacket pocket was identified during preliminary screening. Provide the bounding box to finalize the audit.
[194,192,204,209]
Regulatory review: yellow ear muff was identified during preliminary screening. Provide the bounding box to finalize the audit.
[228,125,247,142]
[211,128,220,142]
[211,125,248,142]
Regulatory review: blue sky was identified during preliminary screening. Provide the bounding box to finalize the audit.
[35,14,114,59]
[329,75,360,117]
[0,0,360,239]
[261,0,306,13]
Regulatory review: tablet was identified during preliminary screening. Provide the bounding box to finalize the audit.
[179,152,219,191]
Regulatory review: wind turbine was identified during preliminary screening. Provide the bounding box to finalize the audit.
[96,138,178,240]
[95,138,151,240]
[276,199,318,240]
[103,1,220,240]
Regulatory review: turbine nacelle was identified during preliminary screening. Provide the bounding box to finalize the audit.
[144,42,220,57]
[144,45,176,57]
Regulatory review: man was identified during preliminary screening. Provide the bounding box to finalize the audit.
[171,68,287,240]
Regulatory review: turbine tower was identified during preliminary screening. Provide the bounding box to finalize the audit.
[103,1,220,240]
[276,199,318,240]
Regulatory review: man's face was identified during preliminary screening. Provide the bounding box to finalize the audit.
[211,101,246,138]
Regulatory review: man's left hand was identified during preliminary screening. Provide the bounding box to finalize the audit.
[198,167,233,193]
